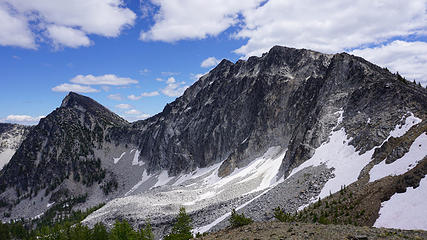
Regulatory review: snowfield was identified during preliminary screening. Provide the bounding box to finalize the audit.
[374,177,427,230]
[289,111,422,208]
[370,133,427,182]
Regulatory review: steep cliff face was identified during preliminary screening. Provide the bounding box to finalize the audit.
[124,46,427,178]
[0,123,32,170]
[1,46,426,226]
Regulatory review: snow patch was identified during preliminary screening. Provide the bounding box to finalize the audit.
[113,151,126,164]
[374,177,427,230]
[288,127,374,201]
[125,170,150,196]
[290,111,422,207]
[131,150,143,166]
[389,112,421,139]
[0,149,15,170]
[370,133,427,182]
[151,171,174,189]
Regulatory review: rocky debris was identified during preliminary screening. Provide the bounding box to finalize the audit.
[207,165,334,232]
[195,221,427,240]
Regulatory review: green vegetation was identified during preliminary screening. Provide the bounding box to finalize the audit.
[164,207,193,240]
[229,209,253,228]
[274,185,369,226]
[0,218,154,240]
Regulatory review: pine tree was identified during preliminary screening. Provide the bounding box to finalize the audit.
[110,220,137,240]
[164,207,193,240]
[229,209,253,228]
[92,222,109,240]
[138,219,154,240]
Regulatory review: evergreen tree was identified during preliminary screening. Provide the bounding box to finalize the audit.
[229,209,253,228]
[138,219,154,240]
[110,220,137,240]
[164,207,193,240]
[92,222,109,240]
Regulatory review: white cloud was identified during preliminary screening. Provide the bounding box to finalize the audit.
[161,77,189,97]
[125,109,141,115]
[0,3,35,48]
[1,0,136,48]
[70,74,138,86]
[128,94,142,100]
[127,91,159,100]
[115,103,132,109]
[108,93,122,101]
[201,57,220,68]
[47,25,91,48]
[121,113,151,122]
[166,77,176,84]
[52,83,99,93]
[140,0,262,42]
[141,91,159,97]
[161,72,180,76]
[351,41,427,87]
[235,0,427,57]
[3,115,44,125]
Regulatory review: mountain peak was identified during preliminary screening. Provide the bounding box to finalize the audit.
[60,91,127,125]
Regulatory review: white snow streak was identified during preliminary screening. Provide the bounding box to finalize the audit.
[125,170,150,196]
[131,149,143,166]
[374,177,427,230]
[151,170,174,189]
[370,133,427,182]
[113,151,126,164]
[389,112,421,139]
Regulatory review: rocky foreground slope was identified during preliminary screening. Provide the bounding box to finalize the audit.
[0,46,426,238]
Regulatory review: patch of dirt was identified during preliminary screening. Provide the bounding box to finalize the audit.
[195,221,427,240]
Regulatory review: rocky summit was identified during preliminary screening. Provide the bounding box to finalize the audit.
[0,46,426,238]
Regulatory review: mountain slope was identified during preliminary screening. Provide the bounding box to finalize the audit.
[0,46,426,237]
[0,123,32,170]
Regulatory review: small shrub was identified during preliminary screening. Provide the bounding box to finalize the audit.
[229,209,253,228]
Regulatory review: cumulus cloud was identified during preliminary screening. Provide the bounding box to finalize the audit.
[125,109,141,115]
[127,91,159,100]
[234,0,427,57]
[115,103,132,109]
[108,94,122,101]
[70,74,138,85]
[0,0,136,48]
[121,113,151,122]
[47,25,91,48]
[3,115,44,125]
[140,0,262,42]
[52,83,99,93]
[161,77,189,97]
[352,41,427,87]
[0,3,35,48]
[201,57,220,68]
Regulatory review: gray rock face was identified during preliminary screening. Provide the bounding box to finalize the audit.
[1,45,426,222]
[0,123,32,170]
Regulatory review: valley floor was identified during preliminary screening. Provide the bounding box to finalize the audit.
[195,221,427,240]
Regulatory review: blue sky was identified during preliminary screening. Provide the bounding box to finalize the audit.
[1,0,426,125]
